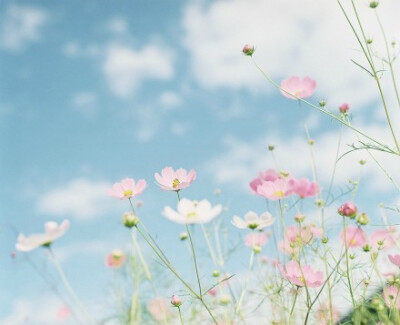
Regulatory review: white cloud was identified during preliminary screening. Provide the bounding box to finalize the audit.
[61,41,100,58]
[102,43,174,98]
[1,5,47,52]
[158,91,183,110]
[182,0,400,108]
[107,17,128,34]
[36,178,119,220]
[71,92,98,116]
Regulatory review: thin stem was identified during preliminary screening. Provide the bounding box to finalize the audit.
[342,217,356,309]
[235,250,255,315]
[177,307,184,325]
[289,287,299,324]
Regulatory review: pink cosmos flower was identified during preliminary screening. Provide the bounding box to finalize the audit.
[289,178,320,198]
[105,250,126,268]
[278,260,324,287]
[279,224,322,255]
[242,44,255,56]
[389,254,400,267]
[339,103,350,113]
[280,76,317,100]
[256,178,293,200]
[340,226,367,248]
[155,167,196,191]
[370,229,396,250]
[383,286,400,309]
[171,295,182,307]
[244,232,269,248]
[316,304,340,325]
[338,202,358,218]
[249,169,281,194]
[108,178,147,199]
[147,297,171,322]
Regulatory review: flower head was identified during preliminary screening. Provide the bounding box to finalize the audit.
[242,44,255,56]
[108,178,147,199]
[383,286,400,309]
[278,260,324,287]
[339,103,350,114]
[232,211,275,230]
[255,178,293,200]
[280,76,317,100]
[163,198,222,224]
[244,232,269,249]
[289,178,320,198]
[338,202,358,218]
[171,295,182,307]
[249,169,281,194]
[16,220,70,252]
[389,254,400,267]
[370,229,395,250]
[155,167,196,191]
[340,226,367,247]
[105,250,126,268]
[279,224,322,255]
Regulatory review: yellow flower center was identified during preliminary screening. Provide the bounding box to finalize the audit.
[172,178,180,188]
[298,276,305,284]
[273,190,284,198]
[349,239,356,245]
[186,212,197,218]
[123,189,133,197]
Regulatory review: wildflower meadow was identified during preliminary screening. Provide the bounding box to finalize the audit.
[4,0,400,324]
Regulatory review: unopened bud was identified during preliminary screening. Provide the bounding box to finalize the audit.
[308,139,315,146]
[349,254,355,260]
[319,100,326,107]
[338,202,358,218]
[280,170,289,178]
[322,237,329,244]
[122,212,140,228]
[212,270,220,277]
[242,44,255,56]
[171,295,182,307]
[367,38,373,44]
[339,103,350,114]
[219,294,231,305]
[253,245,262,254]
[362,244,371,252]
[268,145,275,151]
[294,213,305,223]
[356,212,369,225]
[180,232,188,241]
[359,159,366,165]
[315,199,325,208]
[369,1,379,8]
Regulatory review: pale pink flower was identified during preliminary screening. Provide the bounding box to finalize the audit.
[256,179,293,200]
[280,76,317,100]
[389,254,400,267]
[171,295,182,307]
[56,306,71,320]
[340,226,367,247]
[383,286,400,309]
[289,178,320,198]
[147,297,171,322]
[279,224,322,255]
[249,169,281,194]
[108,178,147,199]
[105,250,126,268]
[370,229,396,250]
[316,304,340,325]
[339,103,350,113]
[155,167,196,191]
[208,288,218,297]
[278,260,324,287]
[244,232,269,248]
[16,220,70,252]
[242,44,255,56]
[232,211,275,230]
[338,202,358,218]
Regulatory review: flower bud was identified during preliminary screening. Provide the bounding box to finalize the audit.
[339,103,349,114]
[268,145,275,151]
[356,212,369,225]
[359,160,366,165]
[308,139,315,146]
[319,100,326,107]
[280,170,289,178]
[212,269,220,277]
[171,295,182,307]
[180,232,188,241]
[294,213,305,223]
[338,202,358,218]
[369,1,379,8]
[366,38,373,44]
[322,237,329,244]
[253,245,262,254]
[122,212,140,228]
[219,294,231,305]
[315,199,325,208]
[242,44,255,56]
[362,244,371,252]
[349,254,355,260]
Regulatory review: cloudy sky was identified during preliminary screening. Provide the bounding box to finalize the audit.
[2,0,400,323]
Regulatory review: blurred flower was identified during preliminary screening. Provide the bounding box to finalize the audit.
[278,260,323,287]
[242,44,255,56]
[389,254,400,267]
[105,250,126,268]
[279,224,322,255]
[256,179,293,200]
[163,199,222,224]
[249,169,281,194]
[232,211,275,230]
[370,229,396,250]
[155,167,196,191]
[383,286,400,309]
[316,304,340,325]
[244,232,269,249]
[171,295,182,307]
[108,178,147,199]
[122,212,140,228]
[340,226,367,247]
[56,306,71,321]
[147,297,171,322]
[289,178,319,198]
[16,220,70,252]
[338,202,357,218]
[339,103,350,114]
[280,76,317,100]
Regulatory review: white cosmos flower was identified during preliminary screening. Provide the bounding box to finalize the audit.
[163,198,222,224]
[232,211,275,230]
[16,220,70,252]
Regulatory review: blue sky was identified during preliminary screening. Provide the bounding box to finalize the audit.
[2,0,400,323]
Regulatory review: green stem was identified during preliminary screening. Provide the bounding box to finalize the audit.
[235,250,255,314]
[342,217,356,309]
[177,307,184,325]
[289,287,299,324]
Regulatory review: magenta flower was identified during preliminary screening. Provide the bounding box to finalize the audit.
[383,286,400,309]
[280,76,317,100]
[242,44,255,56]
[154,167,196,191]
[256,178,293,200]
[278,260,324,287]
[370,229,395,250]
[289,178,320,198]
[108,178,147,199]
[244,232,269,248]
[388,254,400,267]
[340,226,367,247]
[338,202,358,218]
[249,169,281,194]
[339,103,350,113]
